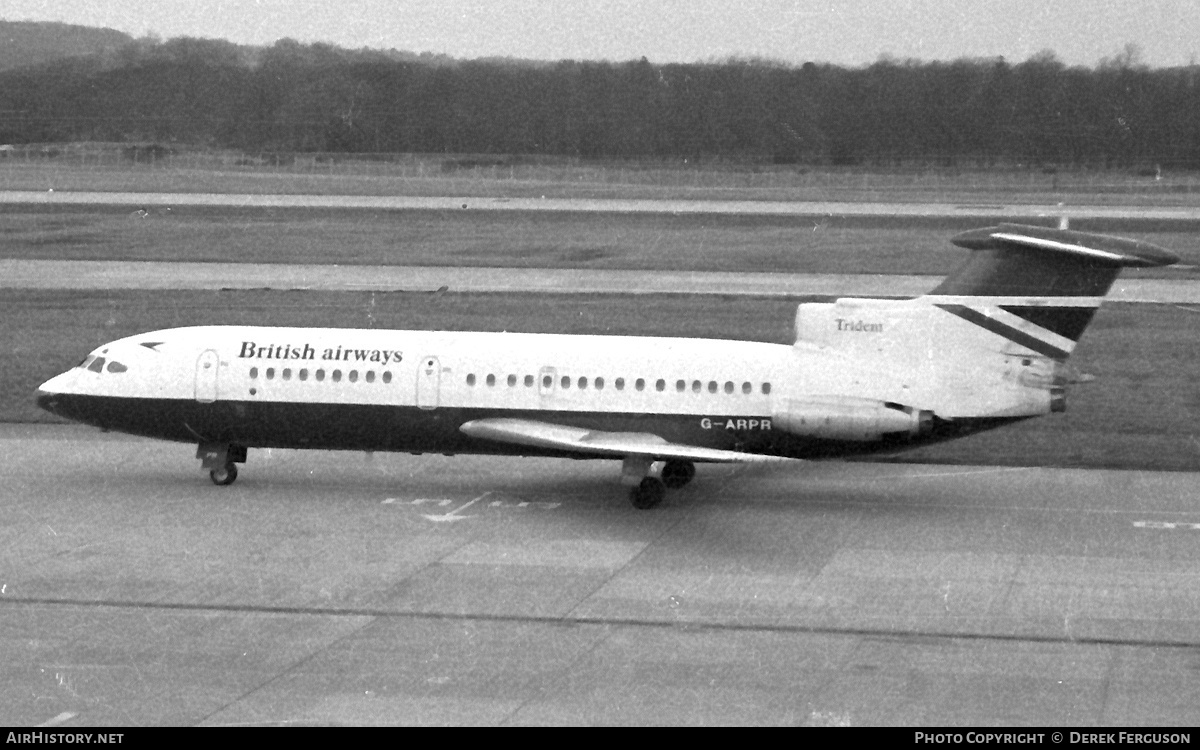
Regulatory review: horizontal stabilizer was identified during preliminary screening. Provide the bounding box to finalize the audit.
[950,223,1178,267]
[930,223,1178,298]
[460,418,795,463]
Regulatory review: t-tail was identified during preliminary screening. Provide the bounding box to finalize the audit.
[788,223,1177,430]
[926,223,1178,360]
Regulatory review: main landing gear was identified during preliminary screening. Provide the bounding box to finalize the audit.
[624,457,695,510]
[197,443,247,486]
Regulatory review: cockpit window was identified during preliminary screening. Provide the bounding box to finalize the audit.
[106,361,128,373]
[77,355,95,369]
[87,357,106,373]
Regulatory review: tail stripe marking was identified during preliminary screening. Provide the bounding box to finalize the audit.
[935,304,1071,361]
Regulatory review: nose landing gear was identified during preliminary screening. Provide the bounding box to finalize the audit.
[198,443,247,486]
[209,462,238,486]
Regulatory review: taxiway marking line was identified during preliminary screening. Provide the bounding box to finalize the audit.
[35,712,77,727]
[422,491,492,522]
[1133,520,1200,530]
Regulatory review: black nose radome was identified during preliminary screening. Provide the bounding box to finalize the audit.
[35,390,59,414]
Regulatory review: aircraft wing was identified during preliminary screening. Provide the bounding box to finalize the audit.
[459,418,793,463]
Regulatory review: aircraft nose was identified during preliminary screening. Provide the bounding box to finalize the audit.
[36,371,74,415]
[35,389,60,415]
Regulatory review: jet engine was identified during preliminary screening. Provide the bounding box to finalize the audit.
[772,397,934,442]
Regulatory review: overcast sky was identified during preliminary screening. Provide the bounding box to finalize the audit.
[5,0,1198,68]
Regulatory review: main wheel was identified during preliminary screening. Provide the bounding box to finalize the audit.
[210,462,238,486]
[661,460,696,489]
[630,477,666,509]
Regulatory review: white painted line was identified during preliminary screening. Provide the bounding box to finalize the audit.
[1133,520,1200,530]
[5,190,1200,220]
[35,712,77,727]
[1,259,1195,303]
[423,491,492,523]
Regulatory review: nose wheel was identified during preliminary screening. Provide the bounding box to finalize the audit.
[198,443,246,486]
[209,462,238,486]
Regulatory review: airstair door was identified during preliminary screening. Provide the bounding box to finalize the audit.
[195,350,220,403]
[417,355,441,409]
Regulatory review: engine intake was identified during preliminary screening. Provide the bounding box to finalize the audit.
[772,397,934,442]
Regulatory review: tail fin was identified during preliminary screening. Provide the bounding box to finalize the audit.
[791,224,1176,421]
[925,223,1177,357]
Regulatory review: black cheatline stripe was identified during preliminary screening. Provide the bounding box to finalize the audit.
[998,305,1098,342]
[935,304,1070,361]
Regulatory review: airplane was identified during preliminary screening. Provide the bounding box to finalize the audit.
[35,223,1177,509]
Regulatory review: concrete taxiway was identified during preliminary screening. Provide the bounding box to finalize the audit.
[2,424,1198,726]
[2,259,1197,303]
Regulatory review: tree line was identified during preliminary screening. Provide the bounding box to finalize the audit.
[1,36,1198,169]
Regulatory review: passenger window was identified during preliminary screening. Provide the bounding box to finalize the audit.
[383,371,392,384]
[655,379,665,392]
[708,381,717,394]
[762,383,771,395]
[332,370,342,382]
[676,380,685,392]
[299,369,308,381]
[250,367,259,379]
[578,376,587,389]
[266,368,275,380]
[595,377,605,390]
[615,378,625,390]
[525,374,534,387]
[691,380,701,393]
[486,374,496,387]
[636,378,646,391]
[366,371,375,383]
[507,374,517,387]
[561,376,571,389]
[724,381,734,394]
[349,370,359,383]
[316,369,326,381]
[283,368,293,380]
[467,374,476,386]
[107,361,127,373]
[543,374,553,388]
[742,382,751,394]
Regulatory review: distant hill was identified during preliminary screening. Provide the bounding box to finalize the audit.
[0,20,133,71]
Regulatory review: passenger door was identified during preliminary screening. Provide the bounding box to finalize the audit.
[416,355,440,409]
[195,349,220,403]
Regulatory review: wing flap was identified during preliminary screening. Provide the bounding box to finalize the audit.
[459,418,792,463]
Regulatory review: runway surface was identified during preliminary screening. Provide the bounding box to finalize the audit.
[2,424,1199,726]
[2,259,1196,302]
[5,189,1200,220]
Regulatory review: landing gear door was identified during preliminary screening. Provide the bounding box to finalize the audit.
[195,349,219,403]
[417,355,440,410]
